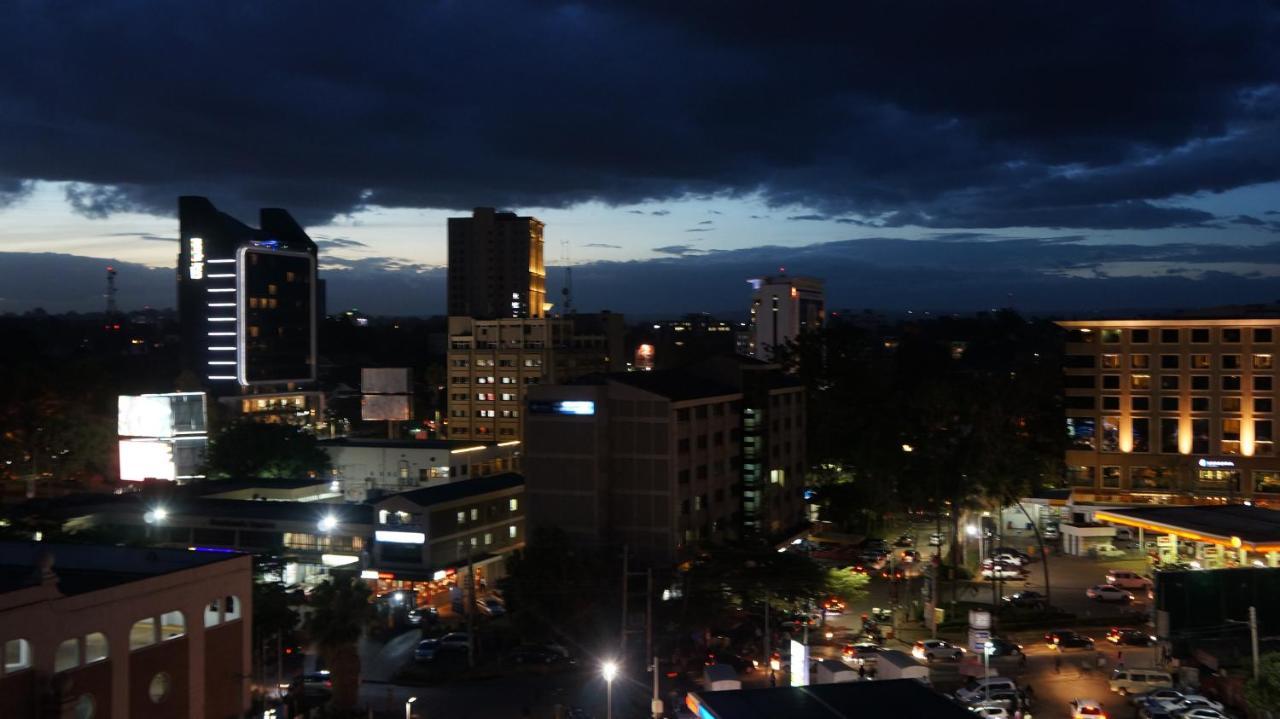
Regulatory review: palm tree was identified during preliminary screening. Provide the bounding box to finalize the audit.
[307,573,375,712]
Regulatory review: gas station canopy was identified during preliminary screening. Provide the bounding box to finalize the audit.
[1094,504,1280,553]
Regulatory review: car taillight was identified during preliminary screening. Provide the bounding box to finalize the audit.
[324,680,332,688]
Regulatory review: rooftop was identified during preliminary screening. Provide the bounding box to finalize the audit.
[608,370,741,402]
[690,679,974,719]
[319,438,507,451]
[1094,504,1280,551]
[390,473,524,507]
[0,541,242,596]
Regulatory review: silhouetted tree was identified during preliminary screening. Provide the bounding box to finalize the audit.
[203,420,331,479]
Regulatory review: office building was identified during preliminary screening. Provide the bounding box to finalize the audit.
[447,207,547,320]
[629,314,744,370]
[117,392,208,483]
[177,195,318,394]
[747,274,825,361]
[367,473,525,601]
[445,313,625,440]
[0,541,252,719]
[320,437,523,501]
[523,359,807,565]
[1059,316,1280,504]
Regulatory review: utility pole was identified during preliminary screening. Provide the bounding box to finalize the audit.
[645,568,654,667]
[1251,605,1260,680]
[621,546,629,655]
[763,589,771,669]
[466,547,476,668]
[651,654,662,719]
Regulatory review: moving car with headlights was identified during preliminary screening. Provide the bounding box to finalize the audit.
[981,562,1028,580]
[1002,590,1047,609]
[1087,584,1135,602]
[1109,668,1173,696]
[1045,630,1095,650]
[841,642,884,663]
[913,638,965,661]
[1069,698,1107,718]
[1106,628,1155,646]
[1106,570,1152,590]
[984,637,1024,657]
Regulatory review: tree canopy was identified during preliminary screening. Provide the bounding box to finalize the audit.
[203,420,331,479]
[1246,652,1280,713]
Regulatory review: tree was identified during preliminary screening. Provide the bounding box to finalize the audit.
[307,573,374,712]
[1246,652,1280,714]
[824,568,871,607]
[502,527,613,642]
[203,420,331,479]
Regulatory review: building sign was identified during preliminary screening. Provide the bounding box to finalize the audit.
[1198,459,1236,468]
[789,639,810,687]
[188,237,205,279]
[375,530,426,544]
[528,400,596,416]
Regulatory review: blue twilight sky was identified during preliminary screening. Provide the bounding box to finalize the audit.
[2,2,1280,317]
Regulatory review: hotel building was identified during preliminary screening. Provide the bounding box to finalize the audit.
[1059,317,1280,504]
[748,274,825,361]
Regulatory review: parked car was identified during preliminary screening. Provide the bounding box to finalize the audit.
[894,534,915,547]
[900,549,921,563]
[913,639,965,661]
[990,547,1033,562]
[1171,709,1228,719]
[841,642,885,663]
[929,532,946,546]
[1107,628,1156,646]
[969,707,1010,718]
[1106,570,1152,590]
[956,677,1018,703]
[1043,524,1061,540]
[440,632,470,647]
[477,597,507,616]
[1002,590,1048,609]
[1087,584,1135,602]
[414,638,442,663]
[407,606,439,625]
[988,552,1026,566]
[1157,696,1225,714]
[1069,699,1107,718]
[1094,543,1127,558]
[1131,688,1184,707]
[1045,630,1095,650]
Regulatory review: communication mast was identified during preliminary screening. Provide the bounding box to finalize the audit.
[560,237,573,315]
[105,266,118,315]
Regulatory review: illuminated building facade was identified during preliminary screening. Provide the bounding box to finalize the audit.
[447,207,546,320]
[748,274,825,361]
[117,392,208,483]
[176,196,318,394]
[445,313,624,441]
[1059,318,1280,503]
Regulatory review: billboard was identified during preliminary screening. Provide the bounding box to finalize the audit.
[362,368,412,395]
[118,393,207,438]
[362,394,412,422]
[119,438,207,482]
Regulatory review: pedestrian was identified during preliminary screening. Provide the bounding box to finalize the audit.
[1020,650,1027,668]
[1024,684,1035,705]
[1053,654,1061,673]
[858,664,866,680]
[1117,650,1124,669]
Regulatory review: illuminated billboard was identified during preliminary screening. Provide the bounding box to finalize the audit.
[362,395,412,422]
[362,368,412,395]
[528,400,596,416]
[118,393,207,438]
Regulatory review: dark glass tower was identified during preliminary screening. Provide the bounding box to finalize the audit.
[177,197,318,393]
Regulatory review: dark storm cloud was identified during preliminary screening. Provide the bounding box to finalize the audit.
[786,214,828,221]
[1233,215,1267,226]
[0,178,34,208]
[584,243,622,248]
[0,2,1276,229]
[652,245,704,256]
[314,237,369,249]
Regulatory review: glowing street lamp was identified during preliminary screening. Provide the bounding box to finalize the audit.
[405,696,417,719]
[602,661,619,719]
[318,514,338,533]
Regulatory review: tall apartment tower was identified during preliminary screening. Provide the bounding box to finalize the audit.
[177,196,318,395]
[748,274,825,361]
[447,208,547,320]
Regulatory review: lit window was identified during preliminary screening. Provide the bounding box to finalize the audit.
[457,511,466,524]
[509,525,518,539]
[470,508,479,521]
[54,638,80,673]
[84,633,108,664]
[160,611,185,640]
[509,498,519,512]
[3,639,31,673]
[130,618,157,650]
[484,533,493,545]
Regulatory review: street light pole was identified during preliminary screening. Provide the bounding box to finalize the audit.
[603,661,618,719]
[405,695,417,719]
[1250,606,1260,681]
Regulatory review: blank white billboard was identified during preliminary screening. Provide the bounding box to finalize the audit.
[362,368,412,395]
[119,440,176,481]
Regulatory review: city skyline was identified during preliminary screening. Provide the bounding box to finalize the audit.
[2,3,1280,315]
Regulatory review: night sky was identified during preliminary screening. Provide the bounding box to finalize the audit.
[2,2,1279,316]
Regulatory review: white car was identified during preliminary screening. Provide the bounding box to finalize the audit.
[1094,543,1126,558]
[988,552,1026,566]
[929,532,945,546]
[1175,710,1227,719]
[914,639,964,662]
[1132,688,1183,707]
[969,707,1009,718]
[1106,570,1152,590]
[1069,699,1107,718]
[1087,584,1134,602]
[981,565,1026,580]
[1173,696,1225,713]
[956,678,1017,703]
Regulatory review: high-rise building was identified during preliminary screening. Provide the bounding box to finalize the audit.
[445,313,624,440]
[523,358,808,565]
[1059,316,1280,504]
[177,196,318,393]
[748,274,825,360]
[447,208,547,319]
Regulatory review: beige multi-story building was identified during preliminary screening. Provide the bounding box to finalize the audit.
[1059,317,1280,504]
[447,207,547,320]
[445,314,625,440]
